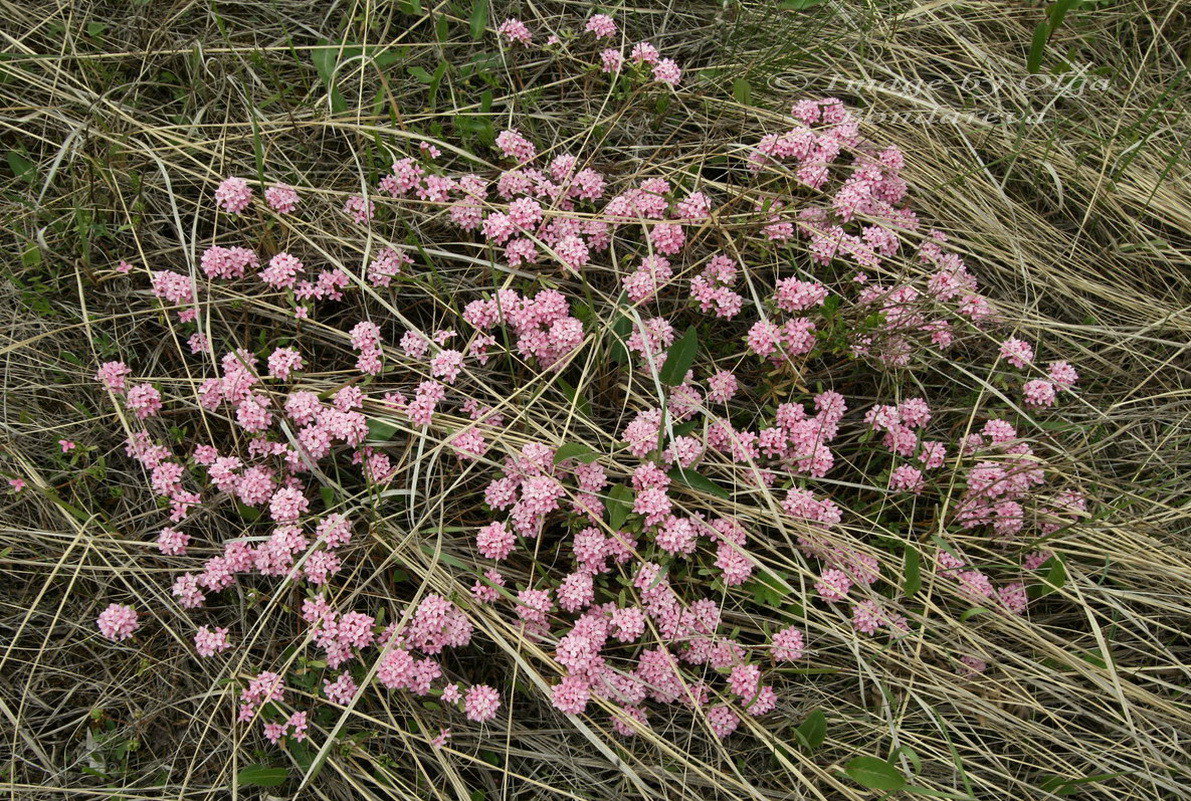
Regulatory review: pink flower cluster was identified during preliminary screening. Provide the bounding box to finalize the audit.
[96,603,139,641]
[215,177,253,214]
[464,289,583,371]
[466,438,802,737]
[86,29,1095,761]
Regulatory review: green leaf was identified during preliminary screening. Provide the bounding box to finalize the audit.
[235,501,261,522]
[1030,554,1067,599]
[1047,0,1082,31]
[367,418,399,441]
[250,117,265,184]
[659,326,698,386]
[609,314,632,365]
[959,606,990,622]
[554,442,601,464]
[555,376,592,419]
[1040,772,1127,797]
[795,709,826,750]
[605,484,634,530]
[7,150,35,182]
[844,756,906,791]
[469,0,488,40]
[310,41,337,85]
[1043,554,1067,591]
[903,545,921,598]
[745,569,791,607]
[732,77,751,105]
[236,764,288,787]
[408,66,433,83]
[668,466,729,499]
[1027,20,1050,73]
[310,41,347,113]
[779,0,827,8]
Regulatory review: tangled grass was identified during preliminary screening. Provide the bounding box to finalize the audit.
[2,2,1189,800]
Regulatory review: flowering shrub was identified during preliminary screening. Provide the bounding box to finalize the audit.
[81,11,1092,790]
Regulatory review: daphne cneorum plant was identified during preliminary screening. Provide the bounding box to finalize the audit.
[83,9,1089,787]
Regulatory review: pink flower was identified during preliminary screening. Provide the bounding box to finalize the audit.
[269,486,310,522]
[652,58,682,87]
[267,347,304,380]
[115,260,133,274]
[1048,361,1079,390]
[59,440,76,453]
[8,478,26,493]
[706,705,739,738]
[630,42,660,64]
[97,603,139,641]
[126,384,163,419]
[497,18,532,46]
[998,337,1034,369]
[600,49,624,73]
[585,14,617,38]
[288,711,308,742]
[429,349,464,384]
[1023,379,1057,408]
[215,177,253,214]
[260,252,304,289]
[495,129,537,164]
[344,194,375,224]
[551,675,591,715]
[265,183,299,213]
[815,569,852,602]
[194,625,231,656]
[889,464,925,494]
[156,526,189,555]
[96,361,132,393]
[771,626,805,661]
[464,684,501,722]
[476,521,515,560]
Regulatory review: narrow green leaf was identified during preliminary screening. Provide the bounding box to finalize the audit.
[732,77,751,105]
[408,65,433,83]
[609,314,631,365]
[367,418,399,441]
[469,0,488,40]
[659,326,698,386]
[1040,771,1127,797]
[236,764,288,787]
[1031,554,1067,598]
[844,756,906,791]
[668,466,729,499]
[795,709,826,750]
[235,501,261,522]
[1044,555,1067,591]
[605,484,634,530]
[554,442,601,464]
[310,41,337,84]
[1047,0,1082,31]
[779,0,826,8]
[1027,20,1050,74]
[903,545,921,598]
[7,150,35,181]
[250,117,265,184]
[427,61,448,109]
